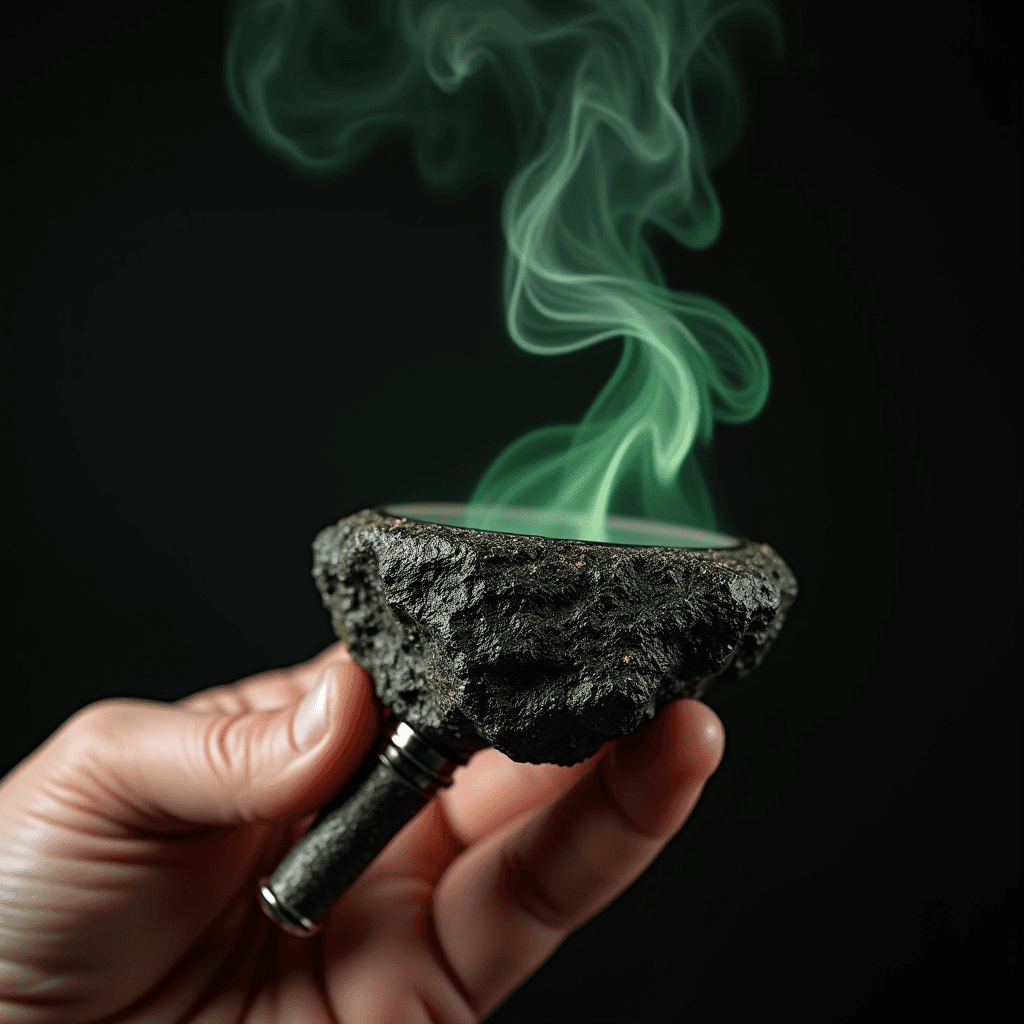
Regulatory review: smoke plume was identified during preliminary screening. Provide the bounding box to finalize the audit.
[227,0,778,539]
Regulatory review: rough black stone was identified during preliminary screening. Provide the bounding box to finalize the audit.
[314,508,797,766]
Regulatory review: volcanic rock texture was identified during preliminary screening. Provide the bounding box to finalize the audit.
[313,508,797,765]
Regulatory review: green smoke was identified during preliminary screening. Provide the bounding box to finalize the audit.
[226,0,777,540]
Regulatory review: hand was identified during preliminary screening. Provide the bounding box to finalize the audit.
[0,642,724,1023]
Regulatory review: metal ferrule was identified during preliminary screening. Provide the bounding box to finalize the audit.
[258,877,321,937]
[377,719,462,797]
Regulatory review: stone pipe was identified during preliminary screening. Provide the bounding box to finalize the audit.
[258,504,797,935]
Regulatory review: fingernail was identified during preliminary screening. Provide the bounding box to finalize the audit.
[294,670,331,751]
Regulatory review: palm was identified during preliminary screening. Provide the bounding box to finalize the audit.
[0,644,722,1023]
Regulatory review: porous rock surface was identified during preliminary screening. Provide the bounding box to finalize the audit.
[312,508,797,765]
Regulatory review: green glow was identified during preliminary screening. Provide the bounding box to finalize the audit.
[383,502,741,549]
[227,0,778,542]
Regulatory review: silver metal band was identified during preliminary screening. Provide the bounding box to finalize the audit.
[376,719,464,797]
[257,876,320,937]
[389,720,461,779]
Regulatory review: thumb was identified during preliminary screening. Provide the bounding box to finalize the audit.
[32,658,380,830]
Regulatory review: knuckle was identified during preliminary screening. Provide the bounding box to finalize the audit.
[196,711,266,822]
[43,700,145,803]
[597,750,685,841]
[499,849,572,931]
[200,713,248,786]
[596,756,655,839]
[60,698,135,756]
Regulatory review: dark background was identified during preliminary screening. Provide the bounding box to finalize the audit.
[2,2,1019,1021]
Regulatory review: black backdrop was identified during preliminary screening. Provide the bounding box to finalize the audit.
[2,2,1020,1021]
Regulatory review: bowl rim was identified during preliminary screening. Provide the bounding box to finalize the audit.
[376,501,745,551]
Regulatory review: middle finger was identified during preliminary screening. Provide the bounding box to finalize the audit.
[357,746,596,888]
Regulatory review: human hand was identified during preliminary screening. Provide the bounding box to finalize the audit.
[0,642,724,1023]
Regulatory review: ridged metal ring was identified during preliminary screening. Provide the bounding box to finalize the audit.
[376,719,466,797]
[388,720,461,781]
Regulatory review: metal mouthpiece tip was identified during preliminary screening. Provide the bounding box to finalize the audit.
[257,876,321,938]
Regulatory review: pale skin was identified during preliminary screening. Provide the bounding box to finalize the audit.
[0,641,724,1023]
